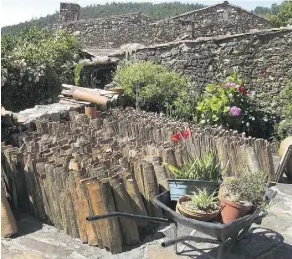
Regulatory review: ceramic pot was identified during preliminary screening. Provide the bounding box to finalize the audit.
[220,199,252,224]
[168,179,219,201]
[85,106,97,119]
[176,196,219,221]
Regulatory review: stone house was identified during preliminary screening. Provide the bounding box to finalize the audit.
[151,1,272,43]
[56,1,272,49]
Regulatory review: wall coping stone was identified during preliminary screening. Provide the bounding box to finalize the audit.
[134,27,292,51]
[57,12,156,26]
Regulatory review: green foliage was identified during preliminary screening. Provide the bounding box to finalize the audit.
[270,1,292,26]
[1,2,206,36]
[185,189,219,213]
[1,27,81,111]
[166,89,201,121]
[114,60,189,112]
[220,167,268,203]
[276,81,292,139]
[163,151,223,181]
[74,63,84,86]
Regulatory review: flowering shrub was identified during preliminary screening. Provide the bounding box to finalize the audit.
[196,73,274,137]
[1,27,81,111]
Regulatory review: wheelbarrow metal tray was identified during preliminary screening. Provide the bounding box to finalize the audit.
[154,190,261,242]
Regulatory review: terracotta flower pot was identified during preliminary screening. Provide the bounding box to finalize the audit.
[85,106,97,119]
[220,199,252,224]
[176,196,219,221]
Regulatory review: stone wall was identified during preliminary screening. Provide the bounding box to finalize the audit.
[151,1,272,44]
[55,1,272,49]
[57,13,155,48]
[59,2,81,22]
[131,28,292,114]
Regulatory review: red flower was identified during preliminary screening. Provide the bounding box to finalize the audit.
[259,68,265,74]
[239,85,248,96]
[181,129,192,139]
[171,129,192,141]
[171,132,181,141]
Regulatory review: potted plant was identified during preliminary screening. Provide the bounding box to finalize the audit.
[219,167,268,224]
[176,188,220,221]
[164,130,226,200]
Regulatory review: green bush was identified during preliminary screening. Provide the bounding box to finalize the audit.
[276,81,292,139]
[1,26,81,112]
[113,60,189,112]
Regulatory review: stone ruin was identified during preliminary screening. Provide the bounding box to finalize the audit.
[59,2,80,23]
[1,107,276,253]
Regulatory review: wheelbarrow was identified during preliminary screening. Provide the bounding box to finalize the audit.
[86,188,276,259]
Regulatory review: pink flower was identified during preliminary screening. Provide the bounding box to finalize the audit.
[229,106,241,117]
[224,82,236,88]
[259,68,265,74]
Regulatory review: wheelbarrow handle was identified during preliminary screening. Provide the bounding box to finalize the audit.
[86,212,173,224]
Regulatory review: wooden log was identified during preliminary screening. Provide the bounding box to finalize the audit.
[109,175,140,245]
[147,156,168,193]
[123,177,148,228]
[100,180,123,254]
[71,173,88,243]
[141,161,162,218]
[1,187,18,237]
[79,178,100,246]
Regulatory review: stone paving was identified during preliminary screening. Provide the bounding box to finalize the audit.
[2,158,292,259]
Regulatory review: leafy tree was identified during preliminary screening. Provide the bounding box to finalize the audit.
[270,1,292,26]
[1,27,81,111]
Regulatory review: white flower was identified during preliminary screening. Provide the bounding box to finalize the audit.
[35,76,39,83]
[246,122,250,127]
[28,77,32,82]
[228,93,233,98]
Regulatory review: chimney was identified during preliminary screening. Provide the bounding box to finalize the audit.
[59,2,81,23]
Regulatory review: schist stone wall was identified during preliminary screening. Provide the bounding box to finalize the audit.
[57,12,155,48]
[131,28,292,114]
[151,1,272,44]
[59,2,81,22]
[56,1,272,49]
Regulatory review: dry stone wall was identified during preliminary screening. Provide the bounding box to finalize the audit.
[54,2,272,49]
[131,28,292,114]
[152,2,272,44]
[56,13,155,48]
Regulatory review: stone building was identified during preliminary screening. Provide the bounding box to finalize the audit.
[56,1,272,49]
[151,1,272,43]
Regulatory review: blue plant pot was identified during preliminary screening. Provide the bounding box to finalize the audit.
[168,179,220,201]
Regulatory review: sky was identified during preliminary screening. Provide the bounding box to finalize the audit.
[1,0,282,27]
